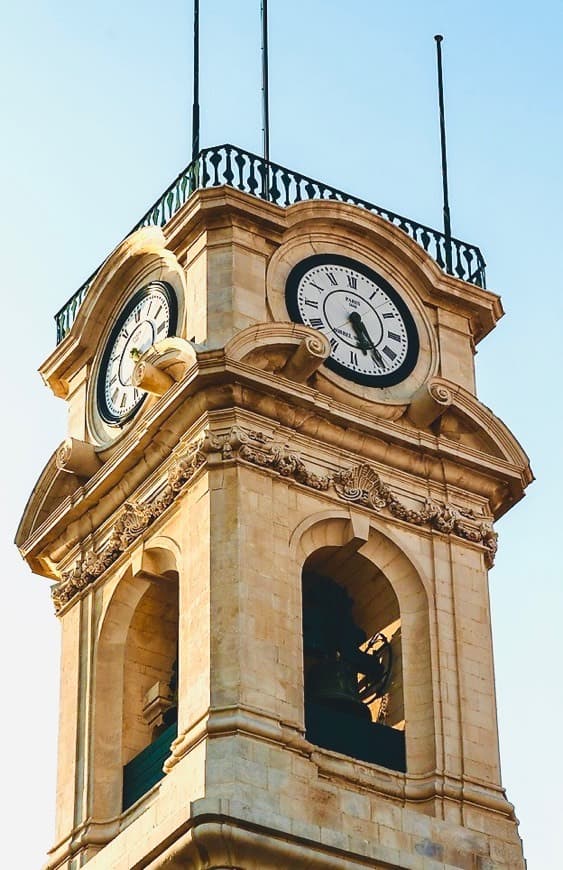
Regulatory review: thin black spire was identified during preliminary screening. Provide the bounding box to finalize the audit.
[434,35,452,273]
[192,0,200,162]
[261,0,270,165]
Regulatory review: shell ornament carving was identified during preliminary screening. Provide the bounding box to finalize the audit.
[333,464,388,510]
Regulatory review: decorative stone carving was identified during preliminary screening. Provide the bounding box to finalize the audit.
[280,333,331,383]
[332,464,388,510]
[51,438,207,612]
[132,360,175,396]
[407,378,454,428]
[56,437,102,479]
[52,428,498,612]
[238,446,497,569]
[238,441,331,491]
[331,462,497,567]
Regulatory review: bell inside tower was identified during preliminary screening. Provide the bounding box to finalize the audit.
[302,551,405,772]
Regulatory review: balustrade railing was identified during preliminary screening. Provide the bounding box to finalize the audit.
[55,144,486,343]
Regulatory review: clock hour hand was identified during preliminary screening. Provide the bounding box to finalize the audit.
[348,312,386,368]
[349,311,370,354]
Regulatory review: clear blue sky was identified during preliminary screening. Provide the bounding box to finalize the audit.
[2,2,561,867]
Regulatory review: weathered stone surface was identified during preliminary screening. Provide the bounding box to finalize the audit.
[17,190,529,869]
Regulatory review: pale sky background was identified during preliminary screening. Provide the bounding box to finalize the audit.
[1,2,561,867]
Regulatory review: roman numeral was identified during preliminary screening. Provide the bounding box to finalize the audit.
[309,317,323,329]
[326,271,338,286]
[120,393,128,409]
[382,312,394,319]
[347,274,357,289]
[309,281,325,292]
[369,291,378,300]
[133,388,140,402]
[329,337,339,352]
[111,388,119,405]
[350,350,358,366]
[155,305,163,319]
[109,374,118,386]
[387,331,402,342]
[305,299,318,308]
[157,321,167,333]
[382,345,397,361]
[120,328,129,339]
[134,308,141,323]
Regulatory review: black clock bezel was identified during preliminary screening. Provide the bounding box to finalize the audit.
[285,254,419,388]
[96,280,178,426]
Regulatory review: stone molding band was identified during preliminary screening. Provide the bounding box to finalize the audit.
[51,427,497,612]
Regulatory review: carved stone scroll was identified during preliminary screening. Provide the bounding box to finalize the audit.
[408,378,454,428]
[56,438,102,479]
[132,360,175,396]
[280,333,331,383]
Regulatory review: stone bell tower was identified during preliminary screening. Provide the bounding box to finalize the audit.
[17,145,532,869]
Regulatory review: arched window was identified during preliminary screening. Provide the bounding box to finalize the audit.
[121,575,179,810]
[302,547,405,772]
[92,552,180,820]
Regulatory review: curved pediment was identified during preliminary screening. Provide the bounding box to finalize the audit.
[15,448,80,566]
[40,227,187,399]
[407,375,532,478]
[446,384,531,474]
[274,199,504,345]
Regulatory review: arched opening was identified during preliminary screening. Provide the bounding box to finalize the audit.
[291,513,435,776]
[121,573,179,810]
[92,546,180,819]
[302,546,405,772]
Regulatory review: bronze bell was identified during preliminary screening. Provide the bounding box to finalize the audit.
[306,657,372,720]
[303,572,392,722]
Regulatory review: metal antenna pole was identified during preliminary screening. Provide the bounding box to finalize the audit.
[261,0,270,198]
[192,0,200,163]
[434,35,452,274]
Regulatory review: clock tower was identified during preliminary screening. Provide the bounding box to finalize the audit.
[17,145,531,869]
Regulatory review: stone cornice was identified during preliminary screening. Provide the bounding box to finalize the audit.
[51,426,498,614]
[18,351,531,579]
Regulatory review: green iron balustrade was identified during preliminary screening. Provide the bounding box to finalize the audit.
[55,144,487,343]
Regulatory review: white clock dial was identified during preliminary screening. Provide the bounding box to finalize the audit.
[285,255,418,387]
[97,281,178,425]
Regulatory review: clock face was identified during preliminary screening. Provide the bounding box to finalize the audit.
[285,254,419,387]
[96,281,178,425]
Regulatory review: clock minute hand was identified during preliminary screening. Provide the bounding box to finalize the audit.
[367,340,386,370]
